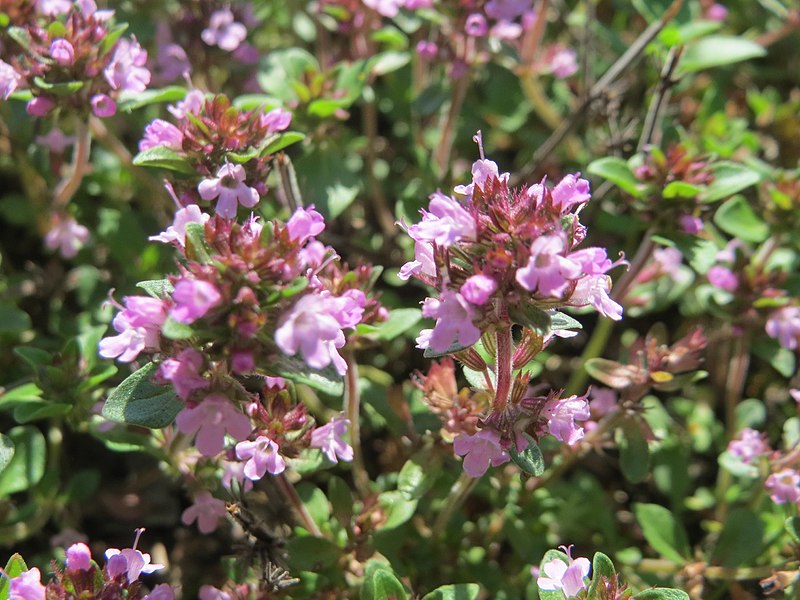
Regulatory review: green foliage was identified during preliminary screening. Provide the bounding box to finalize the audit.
[101,362,182,429]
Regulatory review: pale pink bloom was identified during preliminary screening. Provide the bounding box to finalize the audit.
[260,107,292,133]
[486,0,530,20]
[158,348,208,400]
[516,235,582,298]
[168,89,205,119]
[707,265,738,291]
[0,60,22,100]
[149,204,209,246]
[546,46,578,78]
[766,306,800,350]
[537,546,591,598]
[416,40,438,59]
[453,429,510,477]
[727,428,769,465]
[221,460,253,493]
[139,119,184,151]
[98,296,167,362]
[181,491,228,534]
[791,389,800,404]
[143,584,175,600]
[419,291,481,353]
[551,174,591,213]
[9,568,46,600]
[91,94,116,118]
[198,163,259,218]
[66,542,92,571]
[705,3,728,21]
[105,529,165,583]
[230,349,254,374]
[461,274,497,305]
[36,129,74,153]
[199,586,232,600]
[311,417,353,463]
[286,205,325,244]
[169,278,222,324]
[202,8,247,51]
[275,291,362,375]
[105,37,150,93]
[363,0,404,17]
[569,275,623,320]
[45,214,90,259]
[590,387,618,417]
[765,469,800,505]
[49,38,75,65]
[490,20,523,39]
[652,247,683,277]
[37,0,71,15]
[679,214,703,235]
[454,158,509,199]
[465,13,489,36]
[236,435,286,479]
[410,192,476,247]
[176,393,251,456]
[27,97,55,117]
[544,393,590,445]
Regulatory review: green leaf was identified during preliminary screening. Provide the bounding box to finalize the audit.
[13,402,72,423]
[752,338,795,377]
[296,145,360,219]
[421,583,480,600]
[508,303,551,334]
[550,311,583,332]
[710,507,763,567]
[257,48,320,103]
[132,146,195,175]
[423,339,476,358]
[678,36,766,75]
[397,451,438,500]
[137,279,174,299]
[286,535,342,571]
[587,552,617,600]
[161,317,194,340]
[261,131,305,156]
[618,419,650,483]
[631,590,690,600]
[32,76,84,95]
[378,491,418,530]
[184,222,213,264]
[587,157,646,198]
[0,434,14,475]
[0,553,28,597]
[786,516,800,544]
[0,426,46,497]
[368,308,422,341]
[662,181,702,199]
[360,560,409,600]
[0,382,43,409]
[508,434,545,476]
[713,196,769,243]
[0,302,32,334]
[268,355,343,396]
[117,86,186,112]
[368,50,410,76]
[297,482,331,530]
[102,362,183,429]
[584,358,637,389]
[701,162,762,203]
[328,475,353,526]
[633,503,690,564]
[13,346,52,370]
[99,22,129,55]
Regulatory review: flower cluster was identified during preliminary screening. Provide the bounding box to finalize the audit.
[137,93,292,217]
[0,0,150,118]
[4,530,173,600]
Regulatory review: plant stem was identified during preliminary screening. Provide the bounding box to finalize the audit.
[493,326,513,412]
[275,472,324,538]
[433,73,470,178]
[432,471,479,539]
[53,120,91,209]
[361,99,397,239]
[344,351,371,499]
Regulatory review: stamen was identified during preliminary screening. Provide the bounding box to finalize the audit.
[473,130,485,160]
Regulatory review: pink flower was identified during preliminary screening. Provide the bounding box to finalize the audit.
[143,584,175,600]
[49,38,75,65]
[416,40,438,59]
[27,97,56,117]
[728,428,770,465]
[547,47,578,78]
[569,275,623,320]
[679,214,704,235]
[418,291,481,353]
[707,265,738,292]
[286,205,325,244]
[37,0,70,14]
[275,292,362,375]
[181,491,228,534]
[236,435,286,480]
[544,393,590,445]
[199,585,232,600]
[461,275,497,305]
[766,306,800,350]
[198,163,259,218]
[9,568,46,600]
[139,119,184,151]
[91,94,116,118]
[36,129,74,153]
[168,89,205,119]
[454,157,510,199]
[551,174,591,213]
[202,8,247,51]
[705,3,728,21]
[0,60,22,100]
[104,529,164,583]
[149,204,209,246]
[765,469,800,505]
[169,278,221,324]
[516,235,582,298]
[453,429,510,477]
[66,542,92,571]
[105,37,150,93]
[410,192,476,247]
[176,394,251,456]
[158,349,208,400]
[99,296,167,362]
[465,13,489,36]
[231,349,254,374]
[363,0,404,17]
[311,417,353,463]
[221,460,253,493]
[45,215,90,259]
[260,107,292,133]
[537,546,591,598]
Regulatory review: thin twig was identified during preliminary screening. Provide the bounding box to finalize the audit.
[432,471,479,539]
[637,46,683,152]
[275,473,324,538]
[344,351,371,499]
[53,119,91,209]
